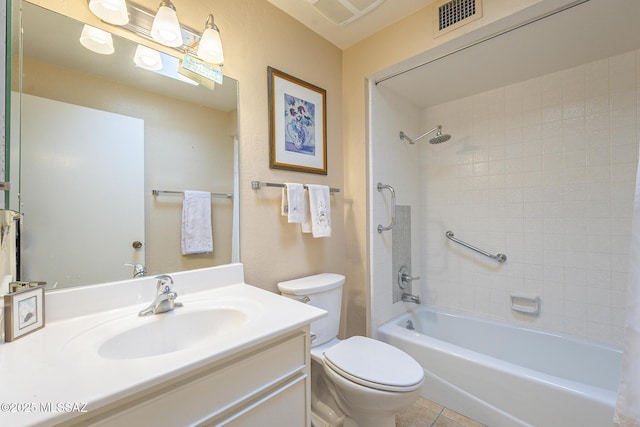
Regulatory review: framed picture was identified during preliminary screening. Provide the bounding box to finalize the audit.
[4,285,45,341]
[268,66,327,175]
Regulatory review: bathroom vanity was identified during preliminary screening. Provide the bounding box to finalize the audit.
[0,264,325,426]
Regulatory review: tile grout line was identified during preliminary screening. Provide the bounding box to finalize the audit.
[429,406,445,427]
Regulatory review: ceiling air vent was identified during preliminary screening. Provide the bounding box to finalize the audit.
[434,0,482,36]
[307,0,385,26]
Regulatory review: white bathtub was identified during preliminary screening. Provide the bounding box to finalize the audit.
[377,306,622,427]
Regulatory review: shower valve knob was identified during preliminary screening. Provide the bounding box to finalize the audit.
[397,266,419,289]
[401,273,420,282]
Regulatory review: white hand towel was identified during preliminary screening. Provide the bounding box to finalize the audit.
[301,188,312,234]
[285,183,304,223]
[307,185,331,238]
[281,188,288,217]
[181,190,213,255]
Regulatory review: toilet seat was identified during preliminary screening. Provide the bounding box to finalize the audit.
[323,336,424,393]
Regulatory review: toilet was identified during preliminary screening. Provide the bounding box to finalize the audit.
[277,273,424,427]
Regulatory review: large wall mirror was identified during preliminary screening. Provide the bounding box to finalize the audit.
[9,1,239,289]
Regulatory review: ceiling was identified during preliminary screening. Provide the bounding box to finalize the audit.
[375,0,640,110]
[267,0,434,49]
[271,0,640,111]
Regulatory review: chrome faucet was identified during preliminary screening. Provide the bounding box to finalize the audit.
[398,265,421,304]
[125,263,147,278]
[139,274,182,316]
[402,293,421,304]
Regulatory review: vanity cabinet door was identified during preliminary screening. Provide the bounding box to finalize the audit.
[221,374,307,427]
[78,330,310,427]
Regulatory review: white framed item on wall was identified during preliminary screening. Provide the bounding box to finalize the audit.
[4,285,45,341]
[267,66,327,175]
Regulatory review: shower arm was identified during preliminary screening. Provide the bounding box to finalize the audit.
[399,126,441,144]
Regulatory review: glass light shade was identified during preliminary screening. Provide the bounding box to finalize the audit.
[133,45,162,70]
[88,0,129,25]
[197,27,224,64]
[79,25,115,55]
[151,4,183,47]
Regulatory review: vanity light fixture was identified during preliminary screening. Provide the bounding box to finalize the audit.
[88,0,129,25]
[133,44,163,70]
[79,24,115,55]
[197,14,224,64]
[150,0,183,48]
[85,0,225,67]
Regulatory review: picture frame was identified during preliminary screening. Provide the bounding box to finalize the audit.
[4,285,45,341]
[268,66,327,175]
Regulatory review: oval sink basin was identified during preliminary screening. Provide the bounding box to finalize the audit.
[98,308,248,360]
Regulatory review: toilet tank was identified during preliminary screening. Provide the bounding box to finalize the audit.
[277,273,345,346]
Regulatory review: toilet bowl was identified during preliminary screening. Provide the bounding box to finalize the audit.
[278,274,424,427]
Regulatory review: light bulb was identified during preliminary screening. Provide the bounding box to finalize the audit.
[150,2,183,48]
[133,45,162,70]
[88,0,129,25]
[197,15,224,64]
[79,25,115,55]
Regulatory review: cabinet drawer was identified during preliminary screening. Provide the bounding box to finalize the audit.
[220,374,307,427]
[88,331,307,426]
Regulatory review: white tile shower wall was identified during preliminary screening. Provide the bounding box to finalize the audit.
[421,50,639,346]
[369,83,423,333]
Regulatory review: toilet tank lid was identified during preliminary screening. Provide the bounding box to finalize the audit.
[277,273,345,295]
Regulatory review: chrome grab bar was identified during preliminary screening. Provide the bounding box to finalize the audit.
[377,183,396,233]
[445,230,507,263]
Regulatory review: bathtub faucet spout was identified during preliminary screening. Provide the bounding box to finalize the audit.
[402,293,420,304]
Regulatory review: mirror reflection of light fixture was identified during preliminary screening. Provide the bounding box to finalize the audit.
[88,0,129,25]
[151,0,183,48]
[132,47,198,86]
[133,44,162,70]
[197,14,224,64]
[175,72,199,86]
[79,24,115,55]
[154,52,198,86]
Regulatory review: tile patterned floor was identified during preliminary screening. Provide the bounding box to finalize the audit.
[396,397,486,427]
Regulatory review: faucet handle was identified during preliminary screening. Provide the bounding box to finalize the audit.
[155,274,174,293]
[401,273,420,282]
[397,266,419,289]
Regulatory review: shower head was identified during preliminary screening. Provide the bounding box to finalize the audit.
[429,127,451,144]
[399,125,451,145]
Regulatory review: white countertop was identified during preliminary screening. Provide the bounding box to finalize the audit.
[0,264,326,426]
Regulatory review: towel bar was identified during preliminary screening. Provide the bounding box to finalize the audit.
[251,181,340,193]
[152,190,233,199]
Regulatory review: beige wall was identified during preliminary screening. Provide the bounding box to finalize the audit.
[194,0,346,305]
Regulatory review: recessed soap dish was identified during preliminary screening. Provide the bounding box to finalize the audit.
[510,294,540,315]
